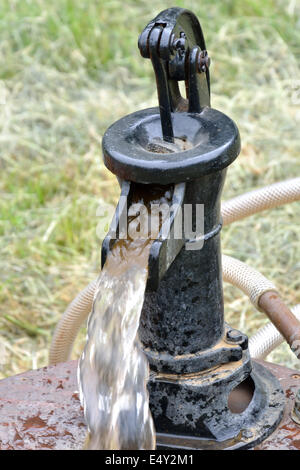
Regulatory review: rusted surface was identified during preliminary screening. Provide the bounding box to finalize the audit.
[292,389,300,425]
[259,292,300,357]
[0,361,86,450]
[0,359,298,450]
[255,360,300,450]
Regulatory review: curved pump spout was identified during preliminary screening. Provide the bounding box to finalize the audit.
[80,8,286,450]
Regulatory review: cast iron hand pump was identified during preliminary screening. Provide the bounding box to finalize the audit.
[101,8,285,449]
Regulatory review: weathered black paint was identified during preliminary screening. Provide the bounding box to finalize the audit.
[140,170,227,361]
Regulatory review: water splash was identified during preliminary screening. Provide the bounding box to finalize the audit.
[79,185,172,450]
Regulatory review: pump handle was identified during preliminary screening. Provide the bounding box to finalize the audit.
[138,7,211,142]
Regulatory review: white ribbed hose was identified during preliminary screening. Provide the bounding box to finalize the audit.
[49,178,300,364]
[222,177,300,226]
[222,255,277,310]
[249,304,300,359]
[49,279,97,365]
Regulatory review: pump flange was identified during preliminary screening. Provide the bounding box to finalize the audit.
[151,360,285,450]
[102,107,240,185]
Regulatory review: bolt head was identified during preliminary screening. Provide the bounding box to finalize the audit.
[226,329,243,342]
[172,36,186,53]
[198,50,211,73]
[225,329,248,350]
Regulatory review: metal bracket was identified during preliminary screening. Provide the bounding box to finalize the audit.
[138,7,211,142]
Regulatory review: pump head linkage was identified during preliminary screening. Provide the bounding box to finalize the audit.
[102,7,240,185]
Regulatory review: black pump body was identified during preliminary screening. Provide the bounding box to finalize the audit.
[101,8,285,449]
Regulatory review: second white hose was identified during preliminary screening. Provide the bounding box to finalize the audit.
[49,279,97,365]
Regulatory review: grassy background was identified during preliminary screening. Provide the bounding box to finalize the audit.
[0,0,299,378]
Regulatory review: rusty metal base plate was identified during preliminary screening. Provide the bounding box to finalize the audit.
[0,362,86,450]
[0,359,299,450]
[254,360,300,450]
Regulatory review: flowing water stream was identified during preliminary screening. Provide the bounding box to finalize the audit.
[79,184,172,450]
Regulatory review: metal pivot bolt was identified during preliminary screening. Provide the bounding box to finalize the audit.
[198,50,211,72]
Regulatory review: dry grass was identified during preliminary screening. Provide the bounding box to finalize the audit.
[0,0,299,379]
